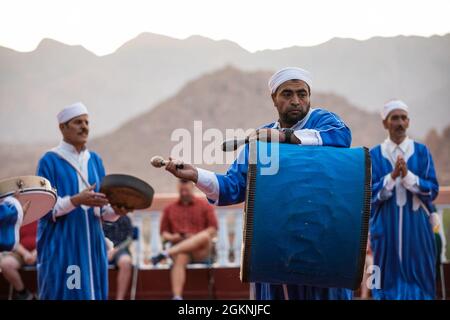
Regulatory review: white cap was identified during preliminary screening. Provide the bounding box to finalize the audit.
[57,102,89,124]
[381,100,409,120]
[268,67,312,94]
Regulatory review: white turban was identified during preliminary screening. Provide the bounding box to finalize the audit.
[381,100,409,120]
[57,102,89,124]
[268,67,312,94]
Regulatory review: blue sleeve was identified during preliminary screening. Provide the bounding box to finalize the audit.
[0,202,18,219]
[36,153,55,186]
[370,150,384,211]
[314,111,352,147]
[370,148,392,213]
[91,152,106,193]
[215,146,249,206]
[0,202,20,251]
[316,112,352,148]
[416,145,439,203]
[91,153,110,218]
[97,154,106,180]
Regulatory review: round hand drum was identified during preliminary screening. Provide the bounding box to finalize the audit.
[100,174,154,211]
[0,176,57,225]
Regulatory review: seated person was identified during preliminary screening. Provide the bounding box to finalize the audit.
[151,179,218,300]
[0,220,37,300]
[103,214,133,300]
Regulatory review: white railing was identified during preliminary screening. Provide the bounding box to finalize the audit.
[130,208,243,269]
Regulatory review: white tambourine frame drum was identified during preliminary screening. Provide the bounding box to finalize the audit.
[0,176,57,225]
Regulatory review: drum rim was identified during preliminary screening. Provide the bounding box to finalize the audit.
[0,188,57,199]
[100,174,154,209]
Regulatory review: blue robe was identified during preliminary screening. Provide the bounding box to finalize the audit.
[0,199,22,251]
[212,108,353,300]
[370,140,439,300]
[36,151,109,300]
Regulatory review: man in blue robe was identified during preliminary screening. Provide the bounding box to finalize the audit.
[36,102,128,300]
[0,196,24,251]
[162,67,353,300]
[369,100,439,300]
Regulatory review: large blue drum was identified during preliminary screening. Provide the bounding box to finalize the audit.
[241,141,371,290]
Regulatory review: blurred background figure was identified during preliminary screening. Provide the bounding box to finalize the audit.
[151,179,217,300]
[369,100,439,300]
[103,215,134,300]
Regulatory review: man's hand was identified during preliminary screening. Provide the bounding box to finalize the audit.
[165,157,199,183]
[107,248,116,261]
[111,205,130,216]
[22,250,36,265]
[248,129,282,143]
[162,232,184,244]
[70,184,109,207]
[170,233,184,244]
[391,156,403,179]
[398,156,408,178]
[31,249,37,262]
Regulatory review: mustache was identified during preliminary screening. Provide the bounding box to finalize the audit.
[287,106,303,112]
[78,129,89,135]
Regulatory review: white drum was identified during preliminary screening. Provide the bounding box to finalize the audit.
[0,176,57,225]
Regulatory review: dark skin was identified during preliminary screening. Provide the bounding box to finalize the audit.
[59,114,129,215]
[253,80,310,143]
[163,80,311,182]
[383,109,410,179]
[271,79,311,129]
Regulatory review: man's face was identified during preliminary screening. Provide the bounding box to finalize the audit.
[271,80,311,127]
[59,114,89,147]
[383,109,409,142]
[178,181,194,204]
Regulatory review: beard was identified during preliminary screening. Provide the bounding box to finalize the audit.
[390,125,407,140]
[279,102,311,127]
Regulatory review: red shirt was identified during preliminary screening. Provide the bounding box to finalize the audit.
[19,221,37,251]
[160,197,218,235]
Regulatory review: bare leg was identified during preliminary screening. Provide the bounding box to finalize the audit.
[191,242,212,262]
[116,254,132,300]
[0,255,24,291]
[171,253,190,298]
[167,230,212,256]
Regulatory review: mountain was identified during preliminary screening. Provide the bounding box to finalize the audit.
[0,33,247,143]
[0,33,449,143]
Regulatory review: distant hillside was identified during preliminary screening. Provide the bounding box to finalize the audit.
[0,33,448,143]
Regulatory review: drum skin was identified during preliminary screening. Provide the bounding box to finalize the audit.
[100,174,154,211]
[0,176,57,225]
[241,142,371,290]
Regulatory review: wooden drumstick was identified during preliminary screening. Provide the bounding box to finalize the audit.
[150,156,184,169]
[222,129,281,152]
[221,137,249,152]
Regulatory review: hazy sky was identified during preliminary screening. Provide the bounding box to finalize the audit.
[1,0,449,55]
